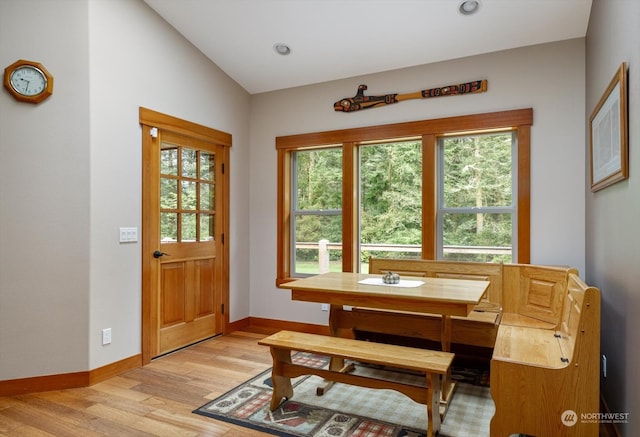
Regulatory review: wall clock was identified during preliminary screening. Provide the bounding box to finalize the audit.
[3,59,54,104]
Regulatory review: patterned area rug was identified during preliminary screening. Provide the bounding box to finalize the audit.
[194,352,494,437]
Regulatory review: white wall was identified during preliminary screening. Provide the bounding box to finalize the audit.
[0,0,91,379]
[586,1,640,435]
[249,39,587,326]
[88,0,251,370]
[0,0,251,379]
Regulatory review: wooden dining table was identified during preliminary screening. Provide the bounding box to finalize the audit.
[279,271,490,412]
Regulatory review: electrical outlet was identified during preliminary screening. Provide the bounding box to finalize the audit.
[321,303,330,311]
[102,328,112,345]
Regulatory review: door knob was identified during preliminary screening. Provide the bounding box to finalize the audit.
[153,250,170,259]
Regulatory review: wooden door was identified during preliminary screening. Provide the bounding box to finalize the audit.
[140,108,230,363]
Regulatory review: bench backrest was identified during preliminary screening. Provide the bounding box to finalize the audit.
[558,273,600,364]
[368,258,503,304]
[368,258,582,328]
[502,264,578,327]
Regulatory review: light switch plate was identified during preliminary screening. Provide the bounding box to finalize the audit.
[119,227,138,243]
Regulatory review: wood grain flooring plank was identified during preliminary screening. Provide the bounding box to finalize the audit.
[84,403,197,437]
[0,403,99,437]
[0,330,274,436]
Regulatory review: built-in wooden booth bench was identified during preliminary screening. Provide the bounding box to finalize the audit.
[259,330,454,437]
[350,258,600,436]
[490,272,601,437]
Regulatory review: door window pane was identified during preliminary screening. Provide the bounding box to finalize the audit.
[200,152,215,180]
[161,178,178,209]
[200,213,214,241]
[161,148,178,176]
[182,148,197,178]
[161,212,178,242]
[181,181,197,210]
[182,213,196,242]
[200,182,214,210]
[359,141,422,271]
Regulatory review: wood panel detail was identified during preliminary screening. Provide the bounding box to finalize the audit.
[517,267,566,325]
[196,258,215,318]
[160,263,186,327]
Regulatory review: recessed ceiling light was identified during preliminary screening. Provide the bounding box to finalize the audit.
[273,43,291,56]
[458,0,480,15]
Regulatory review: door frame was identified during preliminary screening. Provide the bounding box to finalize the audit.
[139,107,231,364]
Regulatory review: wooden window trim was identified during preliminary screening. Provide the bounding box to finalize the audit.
[276,109,532,285]
[276,109,532,150]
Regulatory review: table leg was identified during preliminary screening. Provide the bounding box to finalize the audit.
[316,304,347,395]
[440,315,455,410]
[328,304,345,369]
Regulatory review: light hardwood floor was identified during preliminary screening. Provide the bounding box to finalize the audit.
[0,329,618,437]
[0,331,274,436]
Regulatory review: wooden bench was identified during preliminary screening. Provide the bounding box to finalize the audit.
[490,273,600,437]
[259,330,454,437]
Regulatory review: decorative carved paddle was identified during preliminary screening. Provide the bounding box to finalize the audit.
[334,79,487,112]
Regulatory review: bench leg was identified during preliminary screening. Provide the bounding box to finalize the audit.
[426,372,442,437]
[269,347,294,411]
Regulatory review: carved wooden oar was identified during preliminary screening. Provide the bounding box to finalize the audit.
[334,79,487,112]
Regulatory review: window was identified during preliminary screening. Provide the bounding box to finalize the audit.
[438,132,516,262]
[276,109,532,284]
[359,140,423,266]
[291,147,343,275]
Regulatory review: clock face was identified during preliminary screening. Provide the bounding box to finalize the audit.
[10,65,48,96]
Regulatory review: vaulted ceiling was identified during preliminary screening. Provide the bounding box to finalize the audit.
[144,0,592,94]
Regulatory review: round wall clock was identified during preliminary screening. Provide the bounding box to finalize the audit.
[3,59,54,104]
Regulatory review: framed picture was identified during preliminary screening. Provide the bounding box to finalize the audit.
[590,62,628,192]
